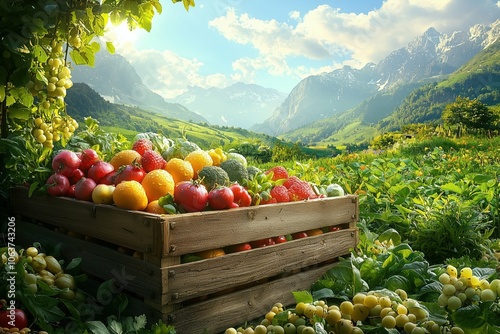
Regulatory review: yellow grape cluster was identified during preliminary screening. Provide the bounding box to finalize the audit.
[27,39,77,148]
[223,290,465,334]
[438,265,500,312]
[23,247,80,301]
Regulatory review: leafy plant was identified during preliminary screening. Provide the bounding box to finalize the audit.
[409,200,493,265]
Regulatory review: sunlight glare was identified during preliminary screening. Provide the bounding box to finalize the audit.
[104,21,143,50]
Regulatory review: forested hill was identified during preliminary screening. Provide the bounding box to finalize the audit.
[65,83,172,134]
[378,39,500,131]
[65,83,275,148]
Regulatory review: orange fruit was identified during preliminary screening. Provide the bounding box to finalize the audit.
[165,158,194,184]
[184,150,213,175]
[109,150,142,170]
[306,228,324,236]
[197,248,225,259]
[113,180,148,211]
[141,169,175,202]
[145,200,166,214]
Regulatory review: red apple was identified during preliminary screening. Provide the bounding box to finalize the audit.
[99,171,116,185]
[87,161,114,183]
[74,177,97,201]
[292,232,308,239]
[80,149,100,173]
[52,150,81,177]
[66,184,76,198]
[69,169,85,184]
[45,174,70,196]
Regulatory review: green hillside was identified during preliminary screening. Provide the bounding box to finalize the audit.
[66,83,275,149]
[280,83,420,146]
[378,39,500,131]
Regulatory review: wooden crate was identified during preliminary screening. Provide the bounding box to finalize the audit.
[10,186,359,333]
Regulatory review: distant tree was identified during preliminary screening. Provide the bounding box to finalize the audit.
[442,96,498,137]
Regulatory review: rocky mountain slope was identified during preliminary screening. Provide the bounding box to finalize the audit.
[254,19,500,136]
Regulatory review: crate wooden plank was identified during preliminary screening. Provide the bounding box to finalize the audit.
[10,186,163,256]
[166,195,358,256]
[16,220,164,301]
[165,262,339,334]
[157,228,356,304]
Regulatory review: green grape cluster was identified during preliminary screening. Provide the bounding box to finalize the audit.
[438,265,500,311]
[27,39,77,148]
[223,288,468,334]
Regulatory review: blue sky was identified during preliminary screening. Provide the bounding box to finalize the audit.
[105,0,500,98]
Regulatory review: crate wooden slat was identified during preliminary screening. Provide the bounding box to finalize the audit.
[10,187,358,258]
[11,186,359,334]
[165,262,339,333]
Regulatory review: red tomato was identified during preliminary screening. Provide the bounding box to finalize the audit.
[230,242,252,253]
[87,161,114,183]
[114,164,146,185]
[329,226,342,232]
[0,306,28,329]
[174,181,209,212]
[208,186,234,210]
[229,184,252,207]
[273,235,287,244]
[45,173,70,196]
[250,238,274,248]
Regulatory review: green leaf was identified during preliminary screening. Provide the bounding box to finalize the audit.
[0,85,5,102]
[70,49,89,65]
[22,294,66,323]
[312,288,336,301]
[86,321,111,334]
[33,44,48,62]
[8,104,32,119]
[106,41,116,54]
[378,228,401,245]
[292,290,313,304]
[107,316,123,334]
[452,304,485,329]
[65,257,83,271]
[384,275,411,292]
[473,174,494,184]
[440,182,463,194]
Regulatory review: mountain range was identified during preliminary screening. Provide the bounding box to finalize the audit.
[165,83,287,129]
[254,19,500,136]
[69,19,500,144]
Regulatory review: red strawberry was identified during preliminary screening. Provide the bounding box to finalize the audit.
[265,166,289,181]
[270,185,289,203]
[288,181,317,201]
[141,149,166,172]
[283,176,302,189]
[132,138,153,156]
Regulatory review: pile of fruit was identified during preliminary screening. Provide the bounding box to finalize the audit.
[0,245,79,333]
[224,287,465,334]
[222,262,500,334]
[43,135,345,215]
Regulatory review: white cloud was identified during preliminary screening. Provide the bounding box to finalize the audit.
[210,0,500,83]
[117,47,229,99]
[289,11,301,21]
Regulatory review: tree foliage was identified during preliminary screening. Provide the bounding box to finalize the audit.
[0,0,193,144]
[442,96,499,136]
